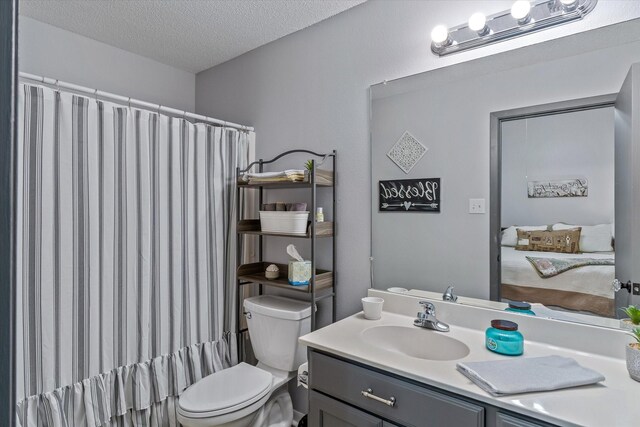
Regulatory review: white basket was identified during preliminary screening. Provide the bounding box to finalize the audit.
[259,211,309,235]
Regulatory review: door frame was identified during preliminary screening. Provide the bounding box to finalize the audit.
[489,94,617,302]
[0,0,18,424]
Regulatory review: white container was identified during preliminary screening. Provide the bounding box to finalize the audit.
[362,297,384,320]
[243,295,312,372]
[259,211,309,235]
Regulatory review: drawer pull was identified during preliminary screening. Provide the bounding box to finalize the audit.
[361,388,396,407]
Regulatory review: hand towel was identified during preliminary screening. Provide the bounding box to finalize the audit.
[456,355,605,396]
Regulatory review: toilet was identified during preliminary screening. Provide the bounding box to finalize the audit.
[177,295,312,427]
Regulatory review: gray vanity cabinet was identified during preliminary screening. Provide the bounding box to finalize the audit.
[310,390,385,427]
[495,412,549,427]
[309,350,484,427]
[308,349,557,427]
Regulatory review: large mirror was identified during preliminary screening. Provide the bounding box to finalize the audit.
[370,19,640,328]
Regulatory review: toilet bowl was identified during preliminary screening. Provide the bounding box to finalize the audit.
[178,296,312,427]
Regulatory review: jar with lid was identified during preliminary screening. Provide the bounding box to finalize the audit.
[485,319,524,356]
[505,301,536,316]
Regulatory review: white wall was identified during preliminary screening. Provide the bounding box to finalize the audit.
[195,0,640,320]
[19,16,195,111]
[501,107,615,227]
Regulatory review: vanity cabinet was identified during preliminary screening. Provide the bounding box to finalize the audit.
[494,413,550,427]
[310,390,394,427]
[308,349,557,427]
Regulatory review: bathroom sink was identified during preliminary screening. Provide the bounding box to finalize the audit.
[361,325,470,361]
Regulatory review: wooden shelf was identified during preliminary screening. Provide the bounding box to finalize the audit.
[237,170,334,188]
[237,180,332,189]
[238,219,333,238]
[238,262,333,293]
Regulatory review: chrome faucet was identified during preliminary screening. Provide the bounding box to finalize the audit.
[413,301,450,332]
[443,285,458,302]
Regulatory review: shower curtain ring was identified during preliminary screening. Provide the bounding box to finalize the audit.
[127,97,132,108]
[94,88,99,101]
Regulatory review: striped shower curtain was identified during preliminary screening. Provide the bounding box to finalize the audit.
[16,83,254,426]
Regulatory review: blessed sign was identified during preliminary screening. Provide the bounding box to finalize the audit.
[379,178,441,212]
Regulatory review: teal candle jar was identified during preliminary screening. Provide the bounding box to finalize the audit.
[485,319,524,356]
[505,301,536,316]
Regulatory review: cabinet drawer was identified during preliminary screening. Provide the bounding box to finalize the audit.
[309,351,484,427]
[496,412,556,427]
[310,390,384,427]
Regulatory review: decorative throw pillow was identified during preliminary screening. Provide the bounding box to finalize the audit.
[551,223,613,252]
[502,225,548,247]
[526,228,582,253]
[515,228,537,251]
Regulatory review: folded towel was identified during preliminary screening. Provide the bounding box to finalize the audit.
[242,169,307,184]
[457,355,605,396]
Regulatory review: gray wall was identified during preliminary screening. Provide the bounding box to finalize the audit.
[371,37,640,300]
[501,107,615,227]
[195,0,640,320]
[19,16,195,111]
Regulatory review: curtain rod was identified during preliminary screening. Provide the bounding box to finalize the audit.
[18,72,254,132]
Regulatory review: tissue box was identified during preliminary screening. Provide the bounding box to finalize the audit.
[288,260,311,285]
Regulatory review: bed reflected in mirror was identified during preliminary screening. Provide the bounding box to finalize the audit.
[498,105,617,321]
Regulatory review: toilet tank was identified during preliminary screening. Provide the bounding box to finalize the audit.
[243,295,312,372]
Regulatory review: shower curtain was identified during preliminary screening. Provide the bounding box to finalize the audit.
[15,83,254,426]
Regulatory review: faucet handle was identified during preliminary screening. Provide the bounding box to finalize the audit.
[443,285,458,302]
[418,300,435,315]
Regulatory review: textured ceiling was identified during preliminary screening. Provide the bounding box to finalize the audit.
[19,0,366,73]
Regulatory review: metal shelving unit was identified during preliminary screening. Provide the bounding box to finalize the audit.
[235,150,336,357]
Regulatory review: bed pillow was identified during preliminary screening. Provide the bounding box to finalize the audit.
[552,223,613,252]
[502,225,548,247]
[524,228,582,253]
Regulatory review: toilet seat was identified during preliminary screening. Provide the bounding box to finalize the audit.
[178,363,273,419]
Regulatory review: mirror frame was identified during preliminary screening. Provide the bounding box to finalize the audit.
[489,93,618,302]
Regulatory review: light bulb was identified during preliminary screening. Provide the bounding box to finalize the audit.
[431,25,450,45]
[559,0,578,10]
[511,0,532,24]
[468,12,488,35]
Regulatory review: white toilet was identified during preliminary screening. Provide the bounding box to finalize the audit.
[177,295,312,427]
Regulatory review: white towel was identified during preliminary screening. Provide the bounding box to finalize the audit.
[242,169,306,180]
[457,355,605,396]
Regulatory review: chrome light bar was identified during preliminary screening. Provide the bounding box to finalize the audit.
[430,0,598,56]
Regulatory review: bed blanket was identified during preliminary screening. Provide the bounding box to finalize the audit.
[526,256,614,278]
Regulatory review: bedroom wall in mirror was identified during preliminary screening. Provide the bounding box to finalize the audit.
[370,19,640,329]
[499,107,617,320]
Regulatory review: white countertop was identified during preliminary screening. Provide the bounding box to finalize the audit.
[300,298,638,427]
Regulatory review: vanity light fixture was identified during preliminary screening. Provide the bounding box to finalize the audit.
[510,1,532,25]
[430,24,452,48]
[430,0,597,56]
[468,13,490,36]
[559,0,579,11]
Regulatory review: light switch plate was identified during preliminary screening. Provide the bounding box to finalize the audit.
[469,198,486,214]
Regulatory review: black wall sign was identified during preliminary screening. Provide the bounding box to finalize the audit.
[379,178,440,212]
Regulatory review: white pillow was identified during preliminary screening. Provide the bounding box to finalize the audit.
[552,223,613,252]
[501,225,547,247]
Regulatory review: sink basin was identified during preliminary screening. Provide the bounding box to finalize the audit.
[361,325,470,361]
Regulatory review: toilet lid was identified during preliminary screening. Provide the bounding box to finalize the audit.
[179,363,273,416]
